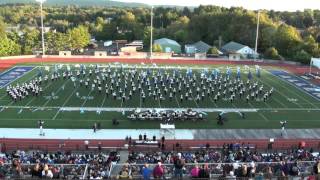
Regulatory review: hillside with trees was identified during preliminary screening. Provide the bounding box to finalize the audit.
[0,4,319,63]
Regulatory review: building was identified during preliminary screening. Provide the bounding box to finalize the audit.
[221,41,257,59]
[125,40,143,50]
[185,41,212,54]
[154,38,181,53]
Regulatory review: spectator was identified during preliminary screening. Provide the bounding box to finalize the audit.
[42,164,53,179]
[31,163,42,178]
[313,159,320,178]
[116,164,132,179]
[142,163,152,180]
[174,153,185,179]
[153,162,164,179]
[0,160,7,178]
[198,163,210,179]
[264,165,273,180]
[10,159,22,178]
[190,163,200,178]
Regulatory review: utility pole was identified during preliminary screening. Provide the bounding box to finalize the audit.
[150,6,153,59]
[254,10,260,60]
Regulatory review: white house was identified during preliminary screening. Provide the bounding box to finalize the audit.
[221,41,258,59]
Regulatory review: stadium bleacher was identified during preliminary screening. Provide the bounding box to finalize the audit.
[1,144,319,179]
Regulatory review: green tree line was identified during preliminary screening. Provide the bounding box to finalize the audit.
[0,4,320,63]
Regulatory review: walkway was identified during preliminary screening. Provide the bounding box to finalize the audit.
[0,128,320,140]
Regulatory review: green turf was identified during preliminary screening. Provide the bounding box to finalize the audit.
[0,63,319,129]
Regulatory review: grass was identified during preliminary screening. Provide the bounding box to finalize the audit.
[0,63,319,129]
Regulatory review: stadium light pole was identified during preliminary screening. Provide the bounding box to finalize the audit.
[254,10,260,61]
[150,5,153,60]
[37,0,46,58]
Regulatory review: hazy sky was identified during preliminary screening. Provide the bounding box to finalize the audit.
[118,0,320,11]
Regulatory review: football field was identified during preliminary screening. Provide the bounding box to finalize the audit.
[0,62,319,129]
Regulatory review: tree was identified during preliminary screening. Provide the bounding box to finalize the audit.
[21,28,40,55]
[0,17,6,39]
[152,44,162,52]
[67,25,90,52]
[303,35,320,57]
[207,46,220,55]
[274,24,302,58]
[264,47,281,60]
[0,36,21,57]
[293,50,311,64]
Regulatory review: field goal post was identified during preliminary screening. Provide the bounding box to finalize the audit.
[309,57,320,74]
[160,123,175,139]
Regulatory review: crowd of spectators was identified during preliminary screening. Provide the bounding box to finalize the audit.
[0,150,120,179]
[123,144,320,179]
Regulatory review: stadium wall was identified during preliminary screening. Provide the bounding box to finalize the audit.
[1,138,319,152]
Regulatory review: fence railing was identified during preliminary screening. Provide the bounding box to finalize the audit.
[110,161,318,179]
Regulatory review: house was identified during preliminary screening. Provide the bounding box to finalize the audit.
[221,41,258,59]
[185,41,212,54]
[154,38,181,53]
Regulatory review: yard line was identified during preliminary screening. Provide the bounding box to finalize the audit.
[42,79,71,107]
[52,87,78,120]
[190,93,199,108]
[209,96,218,108]
[265,70,318,108]
[157,96,162,108]
[81,90,93,107]
[99,93,107,108]
[174,95,181,108]
[259,112,270,122]
[247,101,269,122]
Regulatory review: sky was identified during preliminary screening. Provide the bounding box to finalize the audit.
[117,0,320,11]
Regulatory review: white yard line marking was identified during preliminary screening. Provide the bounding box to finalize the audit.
[100,94,107,108]
[81,90,93,107]
[42,79,71,107]
[248,102,269,122]
[209,96,218,108]
[174,95,181,108]
[190,93,199,108]
[52,88,78,120]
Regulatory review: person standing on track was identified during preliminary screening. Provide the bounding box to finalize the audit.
[280,121,287,137]
[38,120,44,136]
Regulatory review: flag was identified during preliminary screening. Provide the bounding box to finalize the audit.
[54,64,58,73]
[236,66,241,79]
[67,65,71,72]
[216,68,220,77]
[226,67,231,77]
[256,66,261,78]
[186,68,192,77]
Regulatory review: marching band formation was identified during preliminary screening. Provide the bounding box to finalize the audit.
[6,64,274,109]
